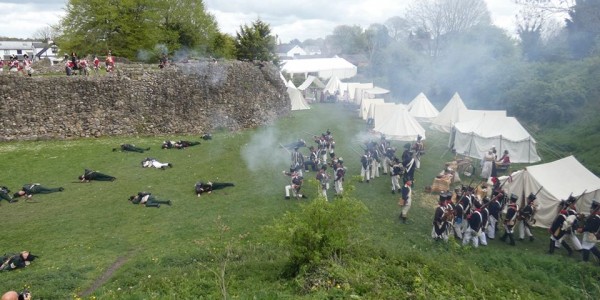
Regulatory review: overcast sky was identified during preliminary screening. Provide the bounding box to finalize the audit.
[0,0,524,42]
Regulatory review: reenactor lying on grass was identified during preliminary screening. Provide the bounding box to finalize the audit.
[113,143,150,153]
[195,181,235,197]
[128,192,172,208]
[141,158,172,169]
[0,251,37,271]
[0,186,16,204]
[79,169,116,182]
[13,184,63,199]
[161,140,201,149]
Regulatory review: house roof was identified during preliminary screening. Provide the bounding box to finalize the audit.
[0,41,35,50]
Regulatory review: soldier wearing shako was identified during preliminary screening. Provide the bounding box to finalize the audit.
[283,166,306,200]
[518,193,538,241]
[580,200,600,264]
[486,190,503,240]
[399,181,412,223]
[463,205,485,248]
[432,192,450,242]
[315,165,330,200]
[390,158,403,194]
[548,197,579,255]
[333,158,346,196]
[360,149,372,183]
[561,196,583,252]
[500,194,519,246]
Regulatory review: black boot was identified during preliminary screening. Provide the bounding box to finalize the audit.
[582,249,590,262]
[500,233,507,242]
[548,240,555,254]
[561,241,573,256]
[529,236,535,242]
[508,233,516,246]
[590,247,600,261]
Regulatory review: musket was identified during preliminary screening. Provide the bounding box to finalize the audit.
[575,189,588,203]
[534,186,544,197]
[279,143,291,154]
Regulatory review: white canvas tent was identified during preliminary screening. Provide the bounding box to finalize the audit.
[297,75,325,91]
[346,82,374,103]
[355,86,390,105]
[287,85,310,111]
[430,92,468,133]
[372,106,426,141]
[280,56,357,80]
[368,102,398,126]
[408,92,439,123]
[501,156,600,228]
[323,75,343,95]
[457,109,506,123]
[359,98,385,120]
[450,115,541,163]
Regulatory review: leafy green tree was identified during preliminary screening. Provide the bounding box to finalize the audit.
[565,0,600,58]
[159,0,219,55]
[209,32,236,59]
[235,19,278,63]
[325,25,368,55]
[56,0,221,60]
[57,0,162,59]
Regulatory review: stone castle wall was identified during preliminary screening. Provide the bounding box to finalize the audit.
[0,61,290,141]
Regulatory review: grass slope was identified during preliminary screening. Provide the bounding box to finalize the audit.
[0,103,599,299]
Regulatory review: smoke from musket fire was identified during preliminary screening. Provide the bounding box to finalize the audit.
[241,127,290,173]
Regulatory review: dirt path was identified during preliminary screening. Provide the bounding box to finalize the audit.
[79,254,131,297]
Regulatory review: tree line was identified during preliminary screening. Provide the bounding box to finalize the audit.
[52,0,276,63]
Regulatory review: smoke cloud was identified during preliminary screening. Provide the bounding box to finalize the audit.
[241,127,290,173]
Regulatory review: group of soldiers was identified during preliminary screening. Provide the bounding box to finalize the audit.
[0,54,33,76]
[433,180,542,247]
[431,177,600,264]
[359,135,423,190]
[282,130,347,201]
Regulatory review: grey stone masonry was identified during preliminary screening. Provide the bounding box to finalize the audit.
[0,60,290,141]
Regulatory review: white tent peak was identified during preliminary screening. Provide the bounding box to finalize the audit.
[408,92,439,122]
[430,92,468,133]
[287,85,310,111]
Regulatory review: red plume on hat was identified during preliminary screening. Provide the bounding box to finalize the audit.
[491,177,498,184]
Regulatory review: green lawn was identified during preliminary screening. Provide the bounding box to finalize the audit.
[1,103,599,299]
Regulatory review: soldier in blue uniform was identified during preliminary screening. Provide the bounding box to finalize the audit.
[518,193,538,241]
[580,200,600,263]
[499,194,519,246]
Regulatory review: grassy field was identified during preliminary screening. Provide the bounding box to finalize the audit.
[1,103,599,299]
